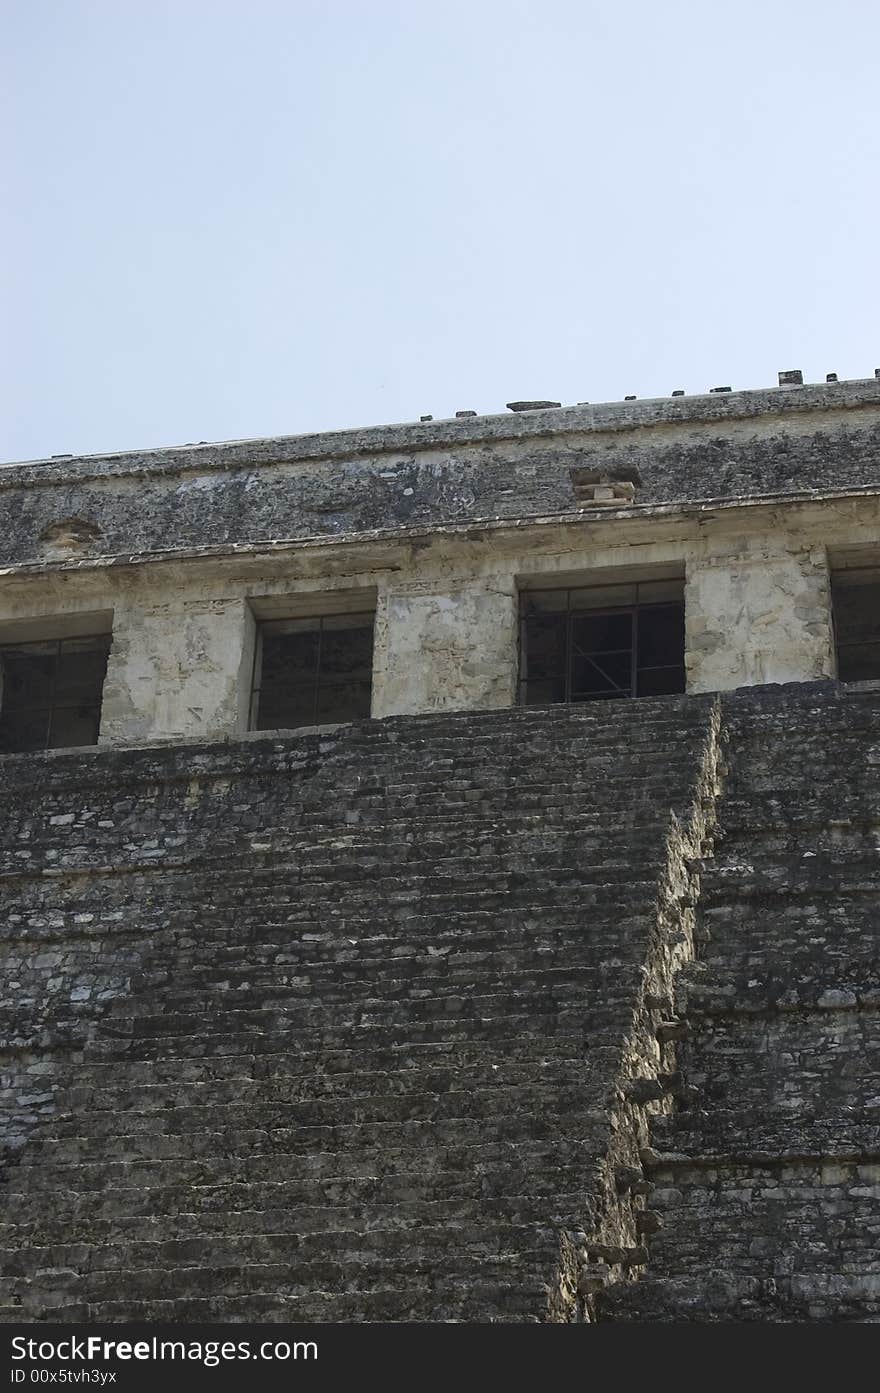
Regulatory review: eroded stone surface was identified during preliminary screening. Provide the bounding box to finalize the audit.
[0,696,717,1322]
[600,684,880,1323]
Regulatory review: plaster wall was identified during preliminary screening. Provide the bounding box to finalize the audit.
[686,547,836,691]
[372,578,518,717]
[100,598,255,744]
[0,494,876,744]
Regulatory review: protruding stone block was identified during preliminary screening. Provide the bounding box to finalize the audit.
[656,1018,689,1042]
[635,1210,664,1236]
[569,463,642,507]
[625,1077,667,1104]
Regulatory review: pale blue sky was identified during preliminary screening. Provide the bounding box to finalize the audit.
[3,0,878,463]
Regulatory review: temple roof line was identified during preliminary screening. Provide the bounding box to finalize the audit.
[3,375,879,486]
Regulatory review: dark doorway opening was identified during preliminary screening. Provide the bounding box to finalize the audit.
[0,634,111,753]
[250,613,374,730]
[519,580,685,705]
[832,569,880,682]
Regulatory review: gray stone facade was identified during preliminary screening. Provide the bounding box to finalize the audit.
[1,376,879,1321]
[2,379,879,567]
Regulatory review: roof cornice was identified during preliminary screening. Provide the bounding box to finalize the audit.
[2,378,879,491]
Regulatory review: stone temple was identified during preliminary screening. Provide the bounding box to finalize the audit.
[1,371,879,1322]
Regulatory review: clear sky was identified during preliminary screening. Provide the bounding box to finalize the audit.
[3,0,878,463]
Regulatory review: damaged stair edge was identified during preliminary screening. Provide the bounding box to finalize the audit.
[548,697,725,1321]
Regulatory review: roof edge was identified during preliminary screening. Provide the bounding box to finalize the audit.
[2,377,879,489]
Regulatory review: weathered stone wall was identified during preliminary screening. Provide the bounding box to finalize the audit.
[2,685,879,1322]
[1,381,878,568]
[4,492,878,738]
[374,579,519,716]
[2,383,879,737]
[0,698,717,1321]
[602,683,880,1322]
[100,599,255,744]
[685,546,835,691]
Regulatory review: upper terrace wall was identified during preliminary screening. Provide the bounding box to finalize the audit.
[1,382,878,741]
[2,381,880,568]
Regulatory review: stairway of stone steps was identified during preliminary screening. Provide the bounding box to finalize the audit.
[601,684,880,1323]
[0,696,715,1322]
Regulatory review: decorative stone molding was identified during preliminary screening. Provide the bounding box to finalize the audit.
[569,463,643,506]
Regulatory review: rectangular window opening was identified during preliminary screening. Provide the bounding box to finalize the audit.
[0,632,111,753]
[832,567,880,682]
[250,611,375,731]
[518,580,685,706]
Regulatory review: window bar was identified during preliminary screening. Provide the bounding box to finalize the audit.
[313,617,324,725]
[44,637,62,751]
[631,601,639,698]
[248,626,263,730]
[518,612,528,704]
[564,592,573,704]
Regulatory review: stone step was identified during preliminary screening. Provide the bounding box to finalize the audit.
[0,703,709,773]
[0,1232,561,1308]
[1,764,697,834]
[707,796,880,835]
[4,1124,607,1198]
[89,975,639,1041]
[1,1144,594,1220]
[636,1192,880,1276]
[40,1034,600,1095]
[0,752,702,805]
[105,963,647,1023]
[0,897,662,974]
[0,1175,598,1246]
[119,932,648,990]
[704,846,880,876]
[0,1276,551,1323]
[70,1008,629,1063]
[1,903,649,952]
[129,901,652,947]
[25,1076,612,1149]
[8,1103,611,1181]
[58,1057,607,1116]
[647,1108,880,1166]
[0,820,686,883]
[0,1214,577,1285]
[600,1271,880,1322]
[677,968,880,1016]
[0,818,684,871]
[103,875,664,930]
[100,872,664,911]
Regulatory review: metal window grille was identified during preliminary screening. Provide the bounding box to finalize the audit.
[0,634,111,753]
[518,582,685,706]
[831,567,880,682]
[249,613,375,730]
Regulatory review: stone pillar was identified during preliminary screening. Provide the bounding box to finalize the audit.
[686,548,834,692]
[100,598,256,744]
[372,578,519,718]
